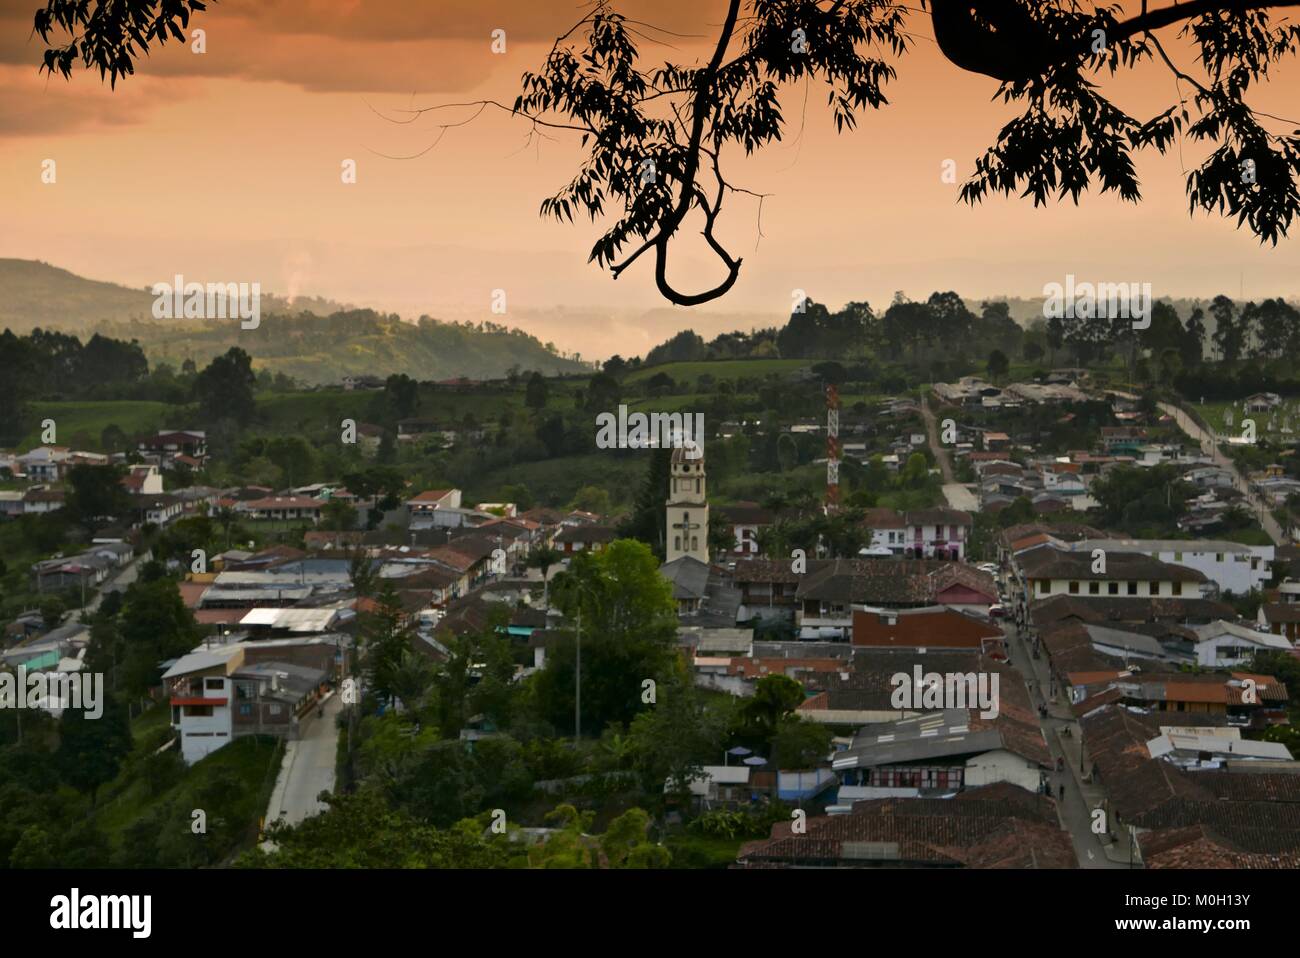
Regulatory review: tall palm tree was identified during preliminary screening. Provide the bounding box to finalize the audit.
[388,649,436,716]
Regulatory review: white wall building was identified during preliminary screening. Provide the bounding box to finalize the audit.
[1191,620,1293,668]
[1070,538,1272,596]
[163,650,240,764]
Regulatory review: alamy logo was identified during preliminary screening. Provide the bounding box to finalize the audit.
[151,274,261,329]
[50,889,151,938]
[595,405,703,458]
[1042,274,1152,329]
[890,665,1000,719]
[0,667,103,719]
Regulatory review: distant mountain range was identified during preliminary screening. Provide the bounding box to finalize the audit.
[0,259,587,383]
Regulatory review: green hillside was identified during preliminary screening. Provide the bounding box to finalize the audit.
[17,400,172,449]
[94,312,585,385]
[0,260,586,384]
[0,259,155,330]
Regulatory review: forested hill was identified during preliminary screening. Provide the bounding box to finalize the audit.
[0,260,585,383]
[90,312,587,384]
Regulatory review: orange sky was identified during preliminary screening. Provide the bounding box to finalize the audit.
[2,0,1298,357]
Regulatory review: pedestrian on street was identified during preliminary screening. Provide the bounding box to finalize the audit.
[1059,784,1065,800]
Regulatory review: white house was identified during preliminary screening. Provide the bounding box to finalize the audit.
[1018,546,1208,600]
[134,493,185,526]
[123,463,164,495]
[237,496,325,523]
[406,488,463,515]
[22,488,65,514]
[1191,620,1292,668]
[862,508,907,556]
[0,491,24,518]
[903,508,972,561]
[164,649,242,764]
[1070,538,1272,597]
[17,446,71,482]
[664,765,752,809]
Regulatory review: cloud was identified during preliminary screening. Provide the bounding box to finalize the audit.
[0,65,184,137]
[1,0,712,89]
[0,0,720,139]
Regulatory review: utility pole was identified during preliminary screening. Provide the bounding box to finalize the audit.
[575,603,582,743]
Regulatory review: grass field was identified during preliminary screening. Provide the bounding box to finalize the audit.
[623,393,714,414]
[1196,400,1300,444]
[21,400,172,449]
[255,383,586,431]
[623,359,809,386]
[93,734,282,857]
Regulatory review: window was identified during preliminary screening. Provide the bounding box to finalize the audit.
[1149,581,1161,595]
[239,704,252,716]
[1038,580,1050,595]
[691,536,698,551]
[1108,582,1119,595]
[186,705,213,717]
[269,704,283,716]
[1172,582,1182,596]
[204,677,223,691]
[1127,582,1138,595]
[1216,553,1224,563]
[1088,582,1099,595]
[674,536,681,551]
[1068,581,1080,595]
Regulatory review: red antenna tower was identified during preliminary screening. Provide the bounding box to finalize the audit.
[826,383,841,511]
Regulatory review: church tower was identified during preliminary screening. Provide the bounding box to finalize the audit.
[666,443,709,564]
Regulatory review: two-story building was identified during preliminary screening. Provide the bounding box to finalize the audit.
[1069,538,1272,597]
[1018,547,1209,601]
[716,502,774,555]
[861,508,907,556]
[903,508,973,561]
[17,446,71,482]
[162,641,336,764]
[138,430,208,468]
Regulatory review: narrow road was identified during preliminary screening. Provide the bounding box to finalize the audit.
[83,550,147,613]
[942,483,979,511]
[920,394,956,483]
[1159,401,1285,545]
[264,693,342,828]
[999,572,1131,868]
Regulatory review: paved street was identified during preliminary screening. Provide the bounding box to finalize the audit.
[998,575,1134,868]
[83,551,146,612]
[942,483,979,511]
[264,692,343,828]
[920,396,956,483]
[1159,401,1285,545]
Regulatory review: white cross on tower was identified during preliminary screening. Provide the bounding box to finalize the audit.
[673,513,701,534]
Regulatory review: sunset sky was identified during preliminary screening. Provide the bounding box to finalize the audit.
[2,0,1298,358]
